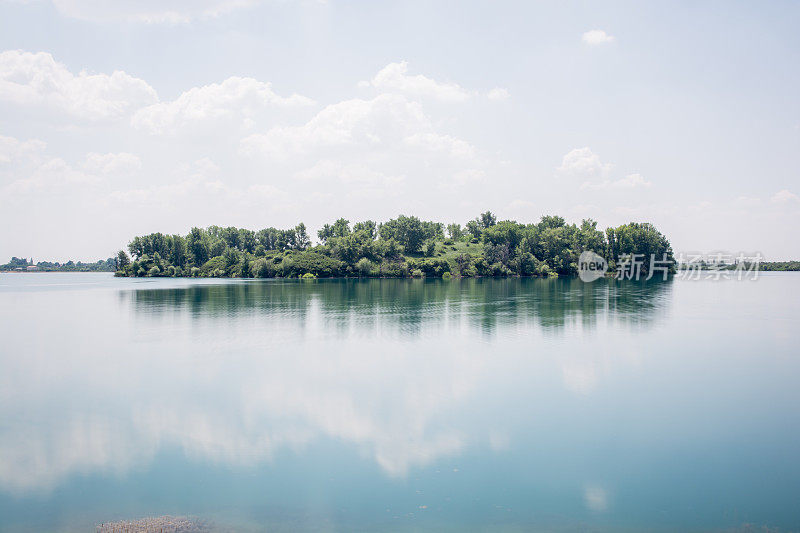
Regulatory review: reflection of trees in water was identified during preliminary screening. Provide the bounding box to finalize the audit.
[124,278,673,335]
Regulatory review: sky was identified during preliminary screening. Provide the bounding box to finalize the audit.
[0,0,798,261]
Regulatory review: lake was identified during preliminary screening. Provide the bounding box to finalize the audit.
[1,273,799,532]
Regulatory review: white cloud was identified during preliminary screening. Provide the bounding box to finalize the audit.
[132,76,315,135]
[240,93,431,156]
[580,173,651,190]
[0,50,157,120]
[451,168,486,184]
[49,0,262,24]
[404,132,475,159]
[4,157,99,195]
[84,152,141,175]
[582,29,615,46]
[558,147,611,177]
[108,157,223,206]
[366,61,472,102]
[771,189,799,204]
[0,135,123,195]
[487,87,510,101]
[0,135,46,164]
[296,160,404,187]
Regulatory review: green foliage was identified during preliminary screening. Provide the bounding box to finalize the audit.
[606,222,675,275]
[356,258,374,277]
[113,213,675,280]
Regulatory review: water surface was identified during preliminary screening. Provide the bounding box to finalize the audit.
[1,273,799,531]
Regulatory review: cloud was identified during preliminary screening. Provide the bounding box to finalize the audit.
[366,61,472,102]
[0,135,46,164]
[487,87,510,101]
[404,132,475,159]
[132,76,315,135]
[558,147,611,177]
[771,189,799,204]
[107,157,225,206]
[84,152,141,175]
[580,173,651,190]
[240,93,431,156]
[0,135,125,195]
[48,0,262,24]
[582,30,615,46]
[0,50,157,120]
[296,160,404,187]
[3,157,99,195]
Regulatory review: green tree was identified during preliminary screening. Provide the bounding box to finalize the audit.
[447,223,463,240]
[187,227,209,266]
[116,250,130,270]
[479,211,497,229]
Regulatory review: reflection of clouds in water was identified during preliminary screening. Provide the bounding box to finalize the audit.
[584,484,610,511]
[0,333,482,492]
[0,279,672,493]
[0,414,155,492]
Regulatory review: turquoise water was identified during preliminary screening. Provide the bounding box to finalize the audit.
[1,273,799,532]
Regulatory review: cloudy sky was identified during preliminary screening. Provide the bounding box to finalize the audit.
[0,0,798,261]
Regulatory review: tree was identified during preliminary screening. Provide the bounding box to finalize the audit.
[353,220,377,240]
[128,236,144,259]
[294,223,311,250]
[479,211,497,229]
[379,215,426,254]
[116,250,130,270]
[465,220,482,239]
[447,223,463,240]
[169,235,187,267]
[606,222,675,276]
[187,227,209,266]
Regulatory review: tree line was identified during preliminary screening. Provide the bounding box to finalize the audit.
[114,212,676,279]
[1,257,115,272]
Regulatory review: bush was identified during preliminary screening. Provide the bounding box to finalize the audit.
[199,256,226,275]
[378,260,409,278]
[147,265,160,277]
[356,257,374,277]
[254,258,275,278]
[190,267,200,277]
[411,268,424,278]
[442,271,452,280]
[416,258,450,276]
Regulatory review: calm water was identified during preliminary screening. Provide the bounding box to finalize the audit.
[1,273,799,532]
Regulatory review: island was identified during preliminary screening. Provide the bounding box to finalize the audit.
[111,212,676,279]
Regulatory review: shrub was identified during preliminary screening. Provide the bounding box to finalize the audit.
[147,265,160,277]
[200,256,226,276]
[411,268,424,278]
[281,251,344,277]
[356,257,374,277]
[442,271,452,280]
[378,260,409,278]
